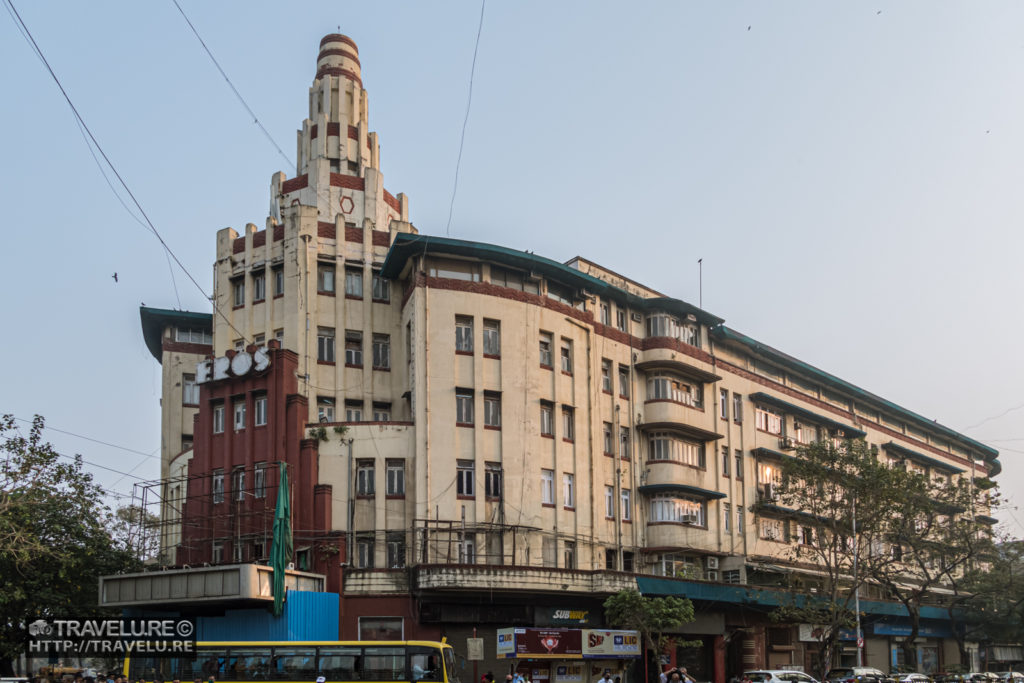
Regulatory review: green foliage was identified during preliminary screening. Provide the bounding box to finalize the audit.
[0,415,141,676]
[603,589,695,654]
[332,425,349,436]
[308,426,328,441]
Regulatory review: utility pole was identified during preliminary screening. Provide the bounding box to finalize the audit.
[853,495,863,667]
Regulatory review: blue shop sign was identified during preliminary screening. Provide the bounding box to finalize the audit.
[872,622,953,638]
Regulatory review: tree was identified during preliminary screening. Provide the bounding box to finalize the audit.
[0,414,140,676]
[770,439,893,680]
[111,504,161,563]
[604,588,696,674]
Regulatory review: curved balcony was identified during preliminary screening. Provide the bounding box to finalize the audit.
[644,458,714,491]
[640,401,723,442]
[644,517,719,551]
[635,345,719,383]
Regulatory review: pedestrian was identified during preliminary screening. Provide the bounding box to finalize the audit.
[598,670,614,683]
[660,669,670,683]
[669,670,683,683]
[679,669,694,683]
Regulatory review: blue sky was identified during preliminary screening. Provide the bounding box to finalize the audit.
[2,1,1022,533]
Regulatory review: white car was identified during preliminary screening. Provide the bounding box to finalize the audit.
[747,671,821,683]
[994,675,1024,683]
[897,675,930,683]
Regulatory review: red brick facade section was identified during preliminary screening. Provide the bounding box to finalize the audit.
[232,238,245,254]
[383,189,401,213]
[317,48,360,66]
[372,231,390,247]
[310,122,343,139]
[318,221,337,239]
[331,173,365,190]
[282,175,308,193]
[315,66,362,87]
[253,231,266,248]
[273,225,284,242]
[345,226,363,243]
[347,125,359,140]
[319,34,359,53]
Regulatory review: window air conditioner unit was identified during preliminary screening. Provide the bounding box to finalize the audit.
[762,483,778,501]
[682,514,698,525]
[705,570,719,582]
[631,313,643,322]
[706,556,719,570]
[779,436,796,451]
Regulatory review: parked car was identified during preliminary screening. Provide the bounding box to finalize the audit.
[826,668,895,683]
[994,674,1024,683]
[896,674,930,683]
[746,671,821,683]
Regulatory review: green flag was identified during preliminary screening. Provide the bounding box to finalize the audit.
[269,462,292,617]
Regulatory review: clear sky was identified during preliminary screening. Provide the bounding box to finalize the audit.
[2,1,1022,534]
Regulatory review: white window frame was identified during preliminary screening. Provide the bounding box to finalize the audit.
[541,469,554,505]
[252,272,265,301]
[560,339,573,373]
[344,330,363,366]
[562,407,574,441]
[254,395,267,426]
[317,327,335,362]
[539,332,553,366]
[233,401,246,430]
[318,265,335,293]
[212,470,224,504]
[605,486,615,518]
[483,319,501,356]
[457,460,475,497]
[455,316,473,352]
[232,279,245,306]
[373,333,390,369]
[755,406,783,435]
[621,488,631,521]
[318,399,335,423]
[213,404,225,434]
[183,374,200,405]
[601,360,612,392]
[372,273,390,302]
[563,472,575,508]
[232,467,245,501]
[386,460,405,496]
[273,268,284,297]
[485,463,502,499]
[345,403,363,422]
[254,463,266,498]
[344,268,363,298]
[356,461,375,496]
[484,393,501,428]
[540,403,553,436]
[456,391,474,425]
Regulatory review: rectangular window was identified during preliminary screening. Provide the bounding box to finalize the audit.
[459,532,476,564]
[601,359,612,392]
[457,460,475,497]
[345,330,363,366]
[386,460,405,496]
[623,551,634,572]
[212,470,224,504]
[621,488,631,521]
[232,279,245,306]
[456,390,474,425]
[317,327,335,362]
[563,540,576,569]
[600,303,611,325]
[724,502,731,531]
[722,445,730,476]
[183,374,199,405]
[562,407,575,442]
[483,319,501,356]
[455,316,473,352]
[618,365,630,398]
[737,508,744,531]
[372,273,390,302]
[254,463,266,498]
[356,460,374,496]
[720,389,728,420]
[756,406,783,435]
[232,467,245,501]
[344,268,363,298]
[605,548,616,570]
[735,450,744,480]
[563,472,575,508]
[254,395,267,426]
[273,268,284,297]
[541,469,554,504]
[274,328,284,345]
[560,339,573,373]
[252,272,265,301]
[616,309,627,331]
[760,518,784,541]
[318,398,335,423]
[344,400,363,422]
[234,338,245,352]
[733,393,743,423]
[372,333,390,369]
[649,495,706,525]
[620,427,631,459]
[757,461,781,485]
[485,462,502,499]
[373,402,391,421]
[605,486,615,518]
[175,327,212,344]
[386,531,405,568]
[317,265,335,293]
[800,525,815,546]
[212,541,223,563]
[233,401,246,430]
[539,332,553,367]
[212,403,224,433]
[795,420,818,445]
[540,402,553,436]
[356,534,374,568]
[484,392,501,428]
[254,333,265,346]
[648,433,704,467]
[603,422,613,454]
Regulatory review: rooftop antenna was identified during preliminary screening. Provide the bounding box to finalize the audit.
[698,258,703,309]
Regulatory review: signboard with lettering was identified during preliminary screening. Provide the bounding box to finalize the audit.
[497,629,517,657]
[536,607,595,626]
[497,629,640,659]
[582,630,641,658]
[196,348,270,384]
[467,638,484,661]
[553,665,584,683]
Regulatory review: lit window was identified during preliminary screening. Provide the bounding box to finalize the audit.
[212,404,224,434]
[345,330,363,366]
[254,395,267,426]
[233,401,246,430]
[372,334,390,369]
[345,268,363,298]
[563,473,575,508]
[183,374,199,405]
[386,460,405,496]
[455,316,473,352]
[541,469,554,504]
[483,319,501,356]
[456,390,474,425]
[457,460,475,497]
[317,265,335,293]
[252,272,265,302]
[356,460,375,496]
[317,327,335,362]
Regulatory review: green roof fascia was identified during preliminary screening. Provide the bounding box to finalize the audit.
[140,306,213,362]
[637,483,727,500]
[749,391,867,438]
[380,233,725,326]
[712,326,1000,474]
[751,447,799,463]
[882,442,966,474]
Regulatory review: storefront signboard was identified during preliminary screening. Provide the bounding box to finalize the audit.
[553,664,584,683]
[536,607,595,626]
[497,628,518,657]
[582,630,641,658]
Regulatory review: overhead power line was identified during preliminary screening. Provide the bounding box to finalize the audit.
[15,416,159,461]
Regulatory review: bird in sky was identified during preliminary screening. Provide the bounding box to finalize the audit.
[112,272,118,283]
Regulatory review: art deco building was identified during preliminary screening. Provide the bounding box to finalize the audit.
[118,33,1002,682]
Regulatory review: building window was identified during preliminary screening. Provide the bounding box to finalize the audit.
[646,314,700,348]
[373,402,391,421]
[720,389,728,420]
[621,488,631,521]
[483,319,501,356]
[649,495,705,525]
[212,470,224,504]
[212,403,224,433]
[484,392,501,428]
[212,541,224,564]
[755,406,783,435]
[344,268,363,298]
[722,445,730,476]
[232,467,245,501]
[605,548,616,570]
[603,422,613,454]
[356,534,374,568]
[795,420,818,445]
[757,461,781,485]
[735,450,744,480]
[800,525,815,546]
[539,332,553,367]
[618,365,630,398]
[620,427,631,459]
[541,469,554,505]
[733,393,743,423]
[254,333,265,346]
[183,374,199,405]
[737,508,744,531]
[600,302,611,325]
[647,374,703,408]
[232,279,245,306]
[344,400,363,422]
[234,338,245,352]
[345,330,363,366]
[616,309,627,331]
[274,328,284,345]
[386,460,405,496]
[181,436,193,452]
[760,518,785,541]
[623,551,634,572]
[372,333,390,369]
[356,460,375,496]
[273,268,284,297]
[560,339,573,374]
[233,401,246,430]
[458,533,476,564]
[254,463,266,498]
[563,541,576,569]
[456,390,474,425]
[317,327,335,362]
[455,315,473,352]
[386,532,405,568]
[540,402,553,436]
[601,359,612,392]
[252,272,265,302]
[372,273,390,302]
[317,265,335,293]
[175,327,212,344]
[457,460,475,497]
[563,473,575,508]
[317,397,335,423]
[605,486,615,518]
[562,407,575,442]
[485,463,502,499]
[724,502,731,531]
[254,395,267,426]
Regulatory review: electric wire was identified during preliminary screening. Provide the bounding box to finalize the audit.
[14,416,160,460]
[2,0,249,343]
[444,0,486,237]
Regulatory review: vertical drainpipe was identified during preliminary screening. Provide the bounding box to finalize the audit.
[627,313,639,563]
[565,315,596,571]
[347,437,355,570]
[421,256,431,551]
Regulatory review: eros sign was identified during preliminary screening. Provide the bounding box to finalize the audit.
[196,348,270,384]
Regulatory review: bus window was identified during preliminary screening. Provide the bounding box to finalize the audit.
[318,648,362,680]
[408,647,441,682]
[199,650,229,681]
[227,649,272,681]
[362,647,404,681]
[272,648,316,681]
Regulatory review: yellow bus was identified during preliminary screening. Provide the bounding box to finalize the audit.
[124,641,458,683]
